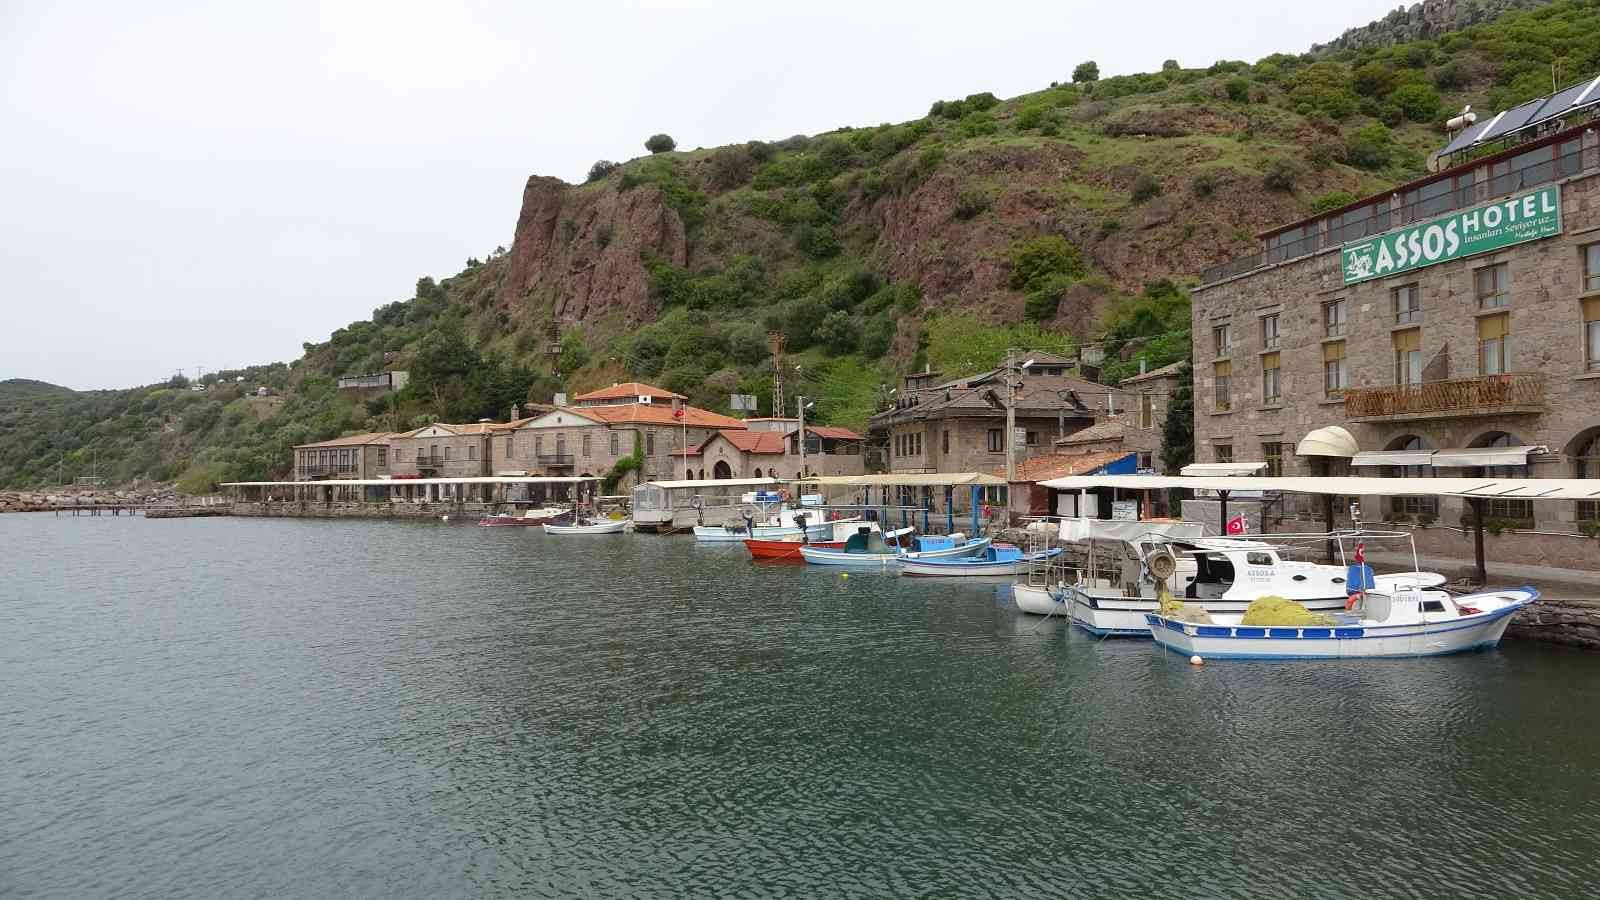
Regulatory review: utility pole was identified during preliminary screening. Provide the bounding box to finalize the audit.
[796,395,807,478]
[768,332,786,419]
[1005,348,1018,483]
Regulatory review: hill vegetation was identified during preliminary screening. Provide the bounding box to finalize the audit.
[3,0,1598,490]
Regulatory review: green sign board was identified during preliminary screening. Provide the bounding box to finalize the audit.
[1341,185,1562,285]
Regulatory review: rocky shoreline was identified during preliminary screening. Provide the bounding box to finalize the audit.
[0,487,178,513]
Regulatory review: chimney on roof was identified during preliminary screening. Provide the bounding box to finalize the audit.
[1139,358,1147,375]
[509,402,521,421]
[478,418,491,423]
[670,396,683,416]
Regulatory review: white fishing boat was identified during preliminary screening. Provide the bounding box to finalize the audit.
[1013,527,1444,637]
[543,518,630,535]
[1146,585,1539,659]
[900,545,1062,577]
[798,530,989,568]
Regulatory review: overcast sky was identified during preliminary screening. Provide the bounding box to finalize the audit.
[2,0,1400,390]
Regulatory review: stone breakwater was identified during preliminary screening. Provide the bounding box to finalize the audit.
[1506,600,1600,652]
[0,488,177,512]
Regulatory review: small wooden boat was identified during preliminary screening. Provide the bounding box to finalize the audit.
[799,530,989,568]
[743,537,845,560]
[1145,585,1539,659]
[478,507,566,527]
[543,518,629,535]
[900,545,1061,577]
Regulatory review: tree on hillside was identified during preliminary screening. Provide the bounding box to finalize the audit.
[587,160,619,182]
[645,133,677,154]
[1073,61,1099,83]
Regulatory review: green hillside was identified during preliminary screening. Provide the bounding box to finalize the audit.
[4,0,1598,490]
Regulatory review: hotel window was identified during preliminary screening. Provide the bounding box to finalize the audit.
[1585,244,1600,294]
[1213,322,1233,357]
[582,434,592,457]
[1214,444,1233,464]
[942,430,949,455]
[1262,442,1284,477]
[1138,452,1153,471]
[1385,436,1437,518]
[444,446,452,461]
[1139,392,1154,429]
[1323,299,1347,337]
[1393,329,1422,386]
[1392,283,1421,324]
[534,435,544,455]
[377,448,387,466]
[1322,342,1348,398]
[987,429,1003,452]
[505,435,513,457]
[1260,352,1281,405]
[1577,435,1600,523]
[608,432,617,455]
[1260,314,1280,349]
[1478,314,1511,375]
[467,444,476,460]
[1586,297,1600,373]
[1475,263,1508,309]
[1213,360,1232,411]
[646,432,655,456]
[914,433,922,455]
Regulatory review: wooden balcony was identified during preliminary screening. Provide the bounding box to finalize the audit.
[1344,373,1545,423]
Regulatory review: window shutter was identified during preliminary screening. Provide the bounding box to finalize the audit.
[1393,329,1420,352]
[1477,313,1508,341]
[1322,341,1345,362]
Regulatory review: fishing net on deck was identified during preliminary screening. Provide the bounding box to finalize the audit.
[1158,589,1214,624]
[1239,596,1337,627]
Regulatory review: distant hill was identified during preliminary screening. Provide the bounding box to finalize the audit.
[3,0,1599,490]
[1312,0,1555,54]
[0,379,77,401]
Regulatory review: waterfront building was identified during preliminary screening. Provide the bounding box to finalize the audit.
[675,424,865,481]
[292,432,393,485]
[1190,97,1600,569]
[500,383,748,486]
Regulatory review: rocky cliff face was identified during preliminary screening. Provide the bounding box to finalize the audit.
[1312,0,1551,53]
[502,176,687,325]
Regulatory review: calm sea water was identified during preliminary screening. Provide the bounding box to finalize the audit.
[2,513,1598,898]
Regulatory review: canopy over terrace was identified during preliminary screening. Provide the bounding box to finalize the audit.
[1038,473,1600,584]
[798,472,1009,534]
[223,476,599,505]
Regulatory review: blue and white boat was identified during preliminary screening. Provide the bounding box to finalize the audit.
[900,545,1061,577]
[1145,585,1539,659]
[799,529,990,568]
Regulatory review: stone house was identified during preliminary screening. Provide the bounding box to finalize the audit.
[293,432,393,482]
[499,382,749,485]
[675,425,866,481]
[1190,115,1600,569]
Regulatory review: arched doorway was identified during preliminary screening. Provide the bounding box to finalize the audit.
[753,468,763,478]
[1469,431,1533,523]
[1384,435,1436,519]
[1569,428,1600,525]
[713,461,733,479]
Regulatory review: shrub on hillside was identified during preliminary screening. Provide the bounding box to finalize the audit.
[1352,62,1395,97]
[964,92,1000,111]
[1345,123,1396,170]
[746,140,774,162]
[1391,83,1441,123]
[795,222,839,260]
[1191,173,1218,197]
[861,313,895,358]
[1312,190,1356,213]
[815,311,858,354]
[1014,103,1048,130]
[1072,60,1099,83]
[586,160,619,183]
[953,187,991,220]
[1009,235,1085,291]
[1224,77,1251,103]
[959,111,997,137]
[707,145,754,189]
[1130,174,1161,203]
[1162,59,1180,71]
[645,133,677,154]
[1288,61,1357,119]
[1262,158,1299,192]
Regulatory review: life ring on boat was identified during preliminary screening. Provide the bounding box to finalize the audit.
[1345,592,1362,611]
[981,504,994,519]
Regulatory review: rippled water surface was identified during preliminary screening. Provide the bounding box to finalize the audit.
[3,514,1599,898]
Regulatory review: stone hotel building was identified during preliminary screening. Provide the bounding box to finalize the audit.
[1191,101,1600,569]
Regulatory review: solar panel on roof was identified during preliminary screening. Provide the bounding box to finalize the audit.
[1476,97,1545,143]
[1439,73,1600,157]
[1440,118,1494,155]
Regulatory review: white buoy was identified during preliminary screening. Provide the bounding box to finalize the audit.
[440,515,449,522]
[1190,655,1204,666]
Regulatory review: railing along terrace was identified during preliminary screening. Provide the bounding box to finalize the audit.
[537,453,575,466]
[297,465,357,478]
[1200,144,1590,285]
[414,455,444,467]
[1343,373,1545,420]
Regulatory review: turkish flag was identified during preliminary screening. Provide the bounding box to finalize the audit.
[673,406,685,420]
[1225,514,1247,535]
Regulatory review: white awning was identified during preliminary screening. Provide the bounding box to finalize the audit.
[1430,446,1544,467]
[1180,462,1267,476]
[221,476,599,486]
[1296,425,1358,458]
[801,472,1007,487]
[644,478,777,490]
[1037,473,1600,501]
[1351,450,1434,467]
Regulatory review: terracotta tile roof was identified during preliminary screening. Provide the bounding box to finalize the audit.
[1118,360,1187,386]
[1055,420,1126,446]
[808,425,862,440]
[994,449,1135,483]
[294,431,393,449]
[742,417,798,423]
[487,416,540,433]
[575,403,747,430]
[721,431,789,454]
[573,382,686,402]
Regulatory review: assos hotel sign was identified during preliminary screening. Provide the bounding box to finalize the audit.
[1341,185,1561,285]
